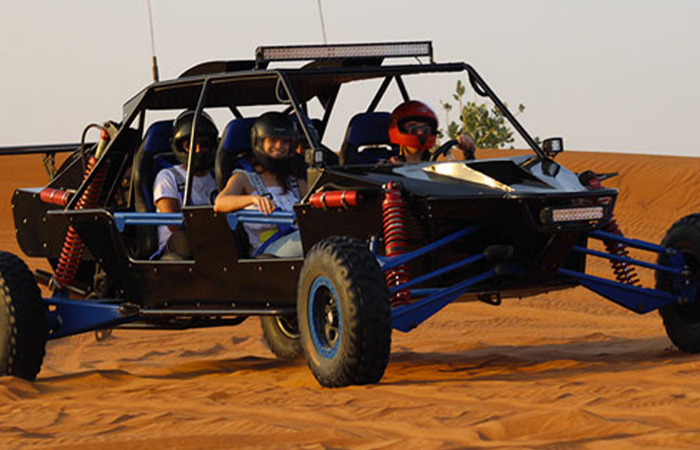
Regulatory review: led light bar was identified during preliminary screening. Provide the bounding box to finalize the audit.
[256,41,433,65]
[549,206,605,223]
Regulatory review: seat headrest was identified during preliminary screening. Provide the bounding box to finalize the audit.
[346,112,391,148]
[215,117,258,191]
[339,112,393,165]
[142,120,174,154]
[219,117,258,155]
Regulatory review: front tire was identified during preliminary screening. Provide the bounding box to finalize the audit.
[297,236,391,387]
[0,252,47,380]
[657,214,700,353]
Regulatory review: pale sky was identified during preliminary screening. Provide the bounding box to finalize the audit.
[1,1,699,156]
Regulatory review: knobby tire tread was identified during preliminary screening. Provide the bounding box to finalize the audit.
[260,316,303,360]
[300,236,391,387]
[0,252,47,380]
[656,214,700,353]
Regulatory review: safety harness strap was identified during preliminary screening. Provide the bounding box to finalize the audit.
[231,164,300,258]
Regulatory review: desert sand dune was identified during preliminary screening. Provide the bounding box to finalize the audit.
[2,151,700,449]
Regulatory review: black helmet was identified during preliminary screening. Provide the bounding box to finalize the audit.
[170,110,219,171]
[250,112,298,174]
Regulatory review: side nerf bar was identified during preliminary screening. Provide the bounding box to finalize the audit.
[112,210,296,232]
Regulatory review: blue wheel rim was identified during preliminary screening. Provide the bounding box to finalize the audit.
[308,276,341,359]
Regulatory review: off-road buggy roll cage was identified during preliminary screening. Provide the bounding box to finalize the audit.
[1,41,698,387]
[53,45,549,222]
[2,41,544,203]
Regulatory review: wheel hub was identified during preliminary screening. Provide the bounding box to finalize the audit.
[308,276,342,358]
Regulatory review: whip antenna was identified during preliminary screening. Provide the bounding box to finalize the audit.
[315,0,328,44]
[146,0,160,82]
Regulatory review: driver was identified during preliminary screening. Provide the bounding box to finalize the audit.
[387,100,474,163]
[214,112,307,258]
[153,110,219,259]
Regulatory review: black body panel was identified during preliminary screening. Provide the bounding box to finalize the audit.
[297,159,612,298]
[44,207,301,309]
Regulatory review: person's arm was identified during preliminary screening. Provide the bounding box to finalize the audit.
[214,172,276,215]
[154,197,181,232]
[153,170,182,232]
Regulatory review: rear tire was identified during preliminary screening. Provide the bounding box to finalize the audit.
[297,236,391,387]
[0,252,47,380]
[657,213,700,353]
[260,315,302,359]
[94,329,113,341]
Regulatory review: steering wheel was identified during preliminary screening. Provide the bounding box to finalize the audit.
[430,139,458,162]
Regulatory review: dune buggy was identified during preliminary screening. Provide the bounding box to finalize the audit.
[1,42,698,387]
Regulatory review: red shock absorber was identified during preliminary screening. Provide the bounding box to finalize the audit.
[382,182,411,305]
[53,129,110,289]
[582,172,640,286]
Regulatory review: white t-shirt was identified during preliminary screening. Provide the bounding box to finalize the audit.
[153,165,217,248]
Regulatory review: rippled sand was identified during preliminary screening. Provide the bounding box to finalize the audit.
[2,151,700,449]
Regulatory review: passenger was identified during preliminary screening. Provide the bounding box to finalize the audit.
[153,110,219,259]
[214,112,307,258]
[387,100,475,163]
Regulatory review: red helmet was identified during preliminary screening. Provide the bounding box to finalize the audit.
[388,100,438,151]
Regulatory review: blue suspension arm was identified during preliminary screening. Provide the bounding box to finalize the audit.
[557,267,679,314]
[379,225,480,270]
[589,229,671,254]
[45,296,139,340]
[559,230,696,313]
[392,267,516,332]
[390,253,486,294]
[572,245,682,275]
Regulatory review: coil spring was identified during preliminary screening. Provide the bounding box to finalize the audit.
[601,215,640,286]
[382,182,411,305]
[53,156,108,288]
[584,175,640,286]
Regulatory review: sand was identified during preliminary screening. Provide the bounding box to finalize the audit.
[1,150,700,449]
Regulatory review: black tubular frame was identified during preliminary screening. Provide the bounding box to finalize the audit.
[463,63,544,158]
[54,54,552,211]
[184,78,211,207]
[367,76,393,113]
[395,75,410,102]
[0,143,95,156]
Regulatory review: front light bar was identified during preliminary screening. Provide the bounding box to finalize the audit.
[546,206,605,223]
[255,41,433,66]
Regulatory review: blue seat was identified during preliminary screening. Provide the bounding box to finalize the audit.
[132,120,176,213]
[215,117,257,190]
[339,112,395,165]
[130,120,176,259]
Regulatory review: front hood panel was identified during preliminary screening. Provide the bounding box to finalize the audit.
[326,155,613,199]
